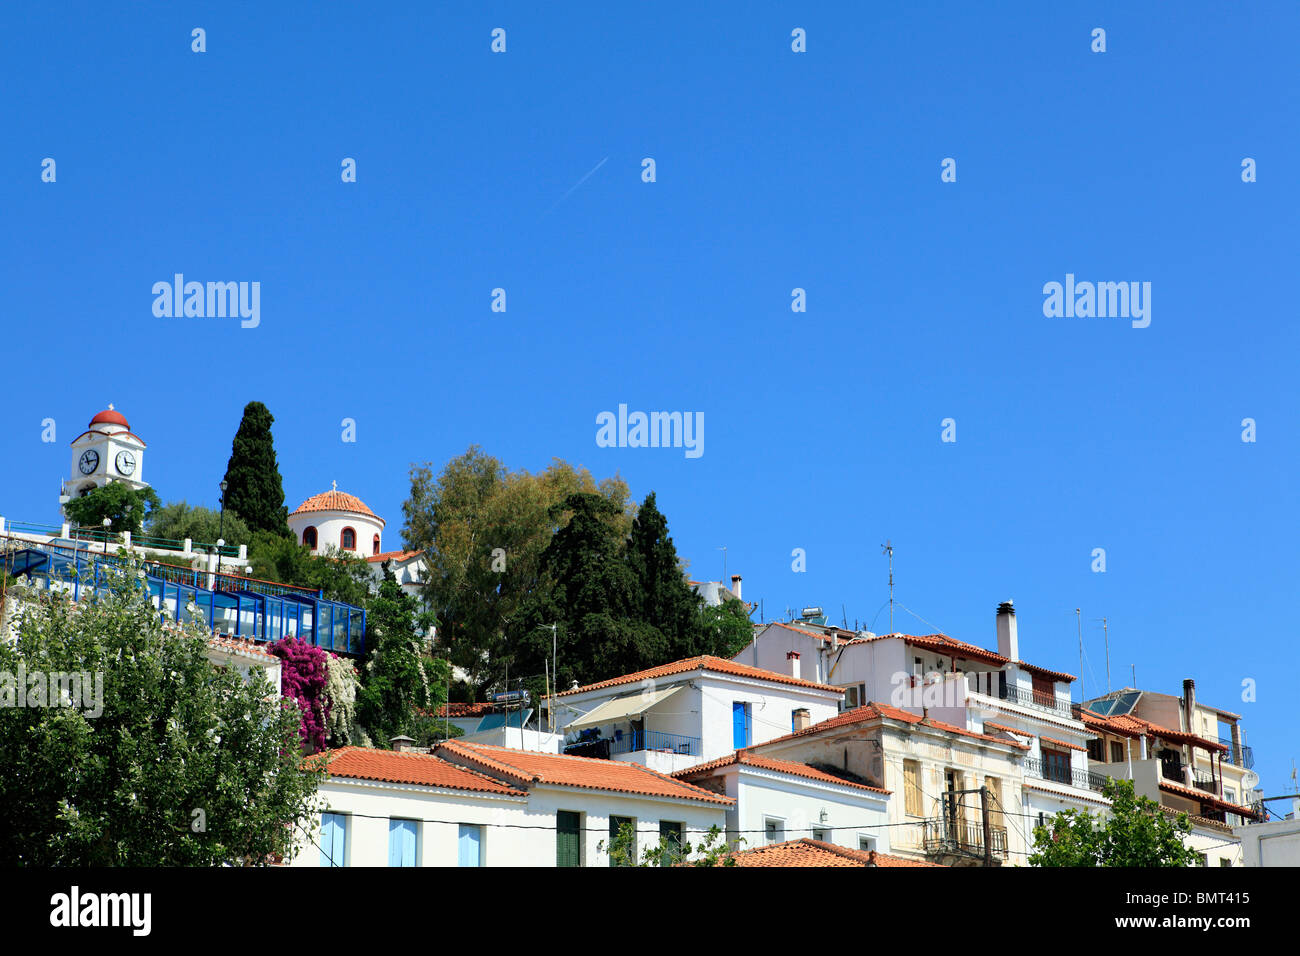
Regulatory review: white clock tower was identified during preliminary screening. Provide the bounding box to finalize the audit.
[60,405,149,516]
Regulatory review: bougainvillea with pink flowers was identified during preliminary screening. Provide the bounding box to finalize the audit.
[270,637,331,753]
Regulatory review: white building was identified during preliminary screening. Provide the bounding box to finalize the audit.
[1235,803,1300,867]
[286,739,732,866]
[59,405,148,513]
[288,484,386,557]
[672,749,893,854]
[366,548,427,600]
[545,654,845,774]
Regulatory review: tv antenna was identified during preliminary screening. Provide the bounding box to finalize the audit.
[881,540,894,633]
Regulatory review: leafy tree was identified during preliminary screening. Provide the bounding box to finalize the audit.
[246,533,372,605]
[402,446,632,689]
[356,576,448,746]
[626,492,702,659]
[63,482,161,537]
[0,556,325,865]
[222,401,290,536]
[697,597,756,659]
[146,501,252,546]
[1029,777,1202,867]
[599,822,742,867]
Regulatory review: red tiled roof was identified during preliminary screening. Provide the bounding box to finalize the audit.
[1040,735,1086,752]
[982,721,1033,738]
[207,633,278,662]
[849,632,1074,681]
[437,702,494,718]
[753,702,1030,752]
[366,549,422,564]
[673,751,890,794]
[550,655,843,698]
[90,407,129,428]
[1158,781,1263,820]
[436,741,734,806]
[290,490,382,523]
[1016,660,1077,683]
[726,839,942,868]
[308,747,524,796]
[1082,711,1226,753]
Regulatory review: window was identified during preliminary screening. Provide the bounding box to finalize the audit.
[858,836,875,852]
[903,759,923,817]
[764,817,785,844]
[1196,853,1208,867]
[340,526,356,551]
[845,686,859,709]
[556,811,582,867]
[732,701,752,748]
[1087,739,1104,762]
[372,534,381,555]
[320,812,347,867]
[1219,858,1232,867]
[1110,740,1125,763]
[812,828,828,842]
[609,816,634,866]
[1041,748,1071,785]
[458,824,482,867]
[302,526,318,550]
[1031,674,1055,706]
[388,818,418,867]
[1225,787,1237,803]
[659,821,684,865]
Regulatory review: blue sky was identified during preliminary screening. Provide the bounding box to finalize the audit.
[1,3,1296,802]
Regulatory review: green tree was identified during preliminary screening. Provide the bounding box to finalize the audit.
[626,492,702,659]
[356,575,449,746]
[517,492,663,688]
[402,446,632,689]
[63,482,161,537]
[1029,777,1202,867]
[599,822,742,867]
[222,401,290,536]
[146,501,252,546]
[0,557,325,865]
[246,533,372,605]
[697,597,756,659]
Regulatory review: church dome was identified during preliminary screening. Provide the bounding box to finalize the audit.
[90,406,129,429]
[291,488,382,524]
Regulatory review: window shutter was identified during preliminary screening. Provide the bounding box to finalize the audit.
[556,811,581,867]
[458,824,482,867]
[321,813,346,867]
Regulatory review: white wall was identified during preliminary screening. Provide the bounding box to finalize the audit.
[1235,818,1300,867]
[289,510,385,557]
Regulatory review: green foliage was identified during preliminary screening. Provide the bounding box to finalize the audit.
[697,597,756,659]
[402,446,632,688]
[626,492,703,658]
[146,500,252,547]
[221,401,290,536]
[1029,777,1202,867]
[64,483,161,537]
[246,533,372,605]
[0,556,324,865]
[356,577,449,745]
[599,822,743,867]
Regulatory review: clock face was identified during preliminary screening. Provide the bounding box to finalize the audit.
[115,451,136,476]
[78,450,100,475]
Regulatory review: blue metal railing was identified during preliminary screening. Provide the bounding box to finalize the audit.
[609,729,700,757]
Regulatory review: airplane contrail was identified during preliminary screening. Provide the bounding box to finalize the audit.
[544,156,609,216]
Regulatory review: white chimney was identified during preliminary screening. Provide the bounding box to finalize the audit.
[996,601,1018,662]
[730,574,742,601]
[787,650,801,680]
[792,707,811,731]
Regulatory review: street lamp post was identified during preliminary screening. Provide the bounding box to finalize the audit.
[102,517,112,557]
[218,479,228,544]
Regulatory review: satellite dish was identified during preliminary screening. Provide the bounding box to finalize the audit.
[1241,769,1259,791]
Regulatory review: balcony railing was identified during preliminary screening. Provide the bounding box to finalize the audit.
[921,818,1008,861]
[1160,759,1184,782]
[997,684,1073,717]
[1217,737,1255,770]
[1023,756,1108,792]
[1189,767,1217,793]
[564,729,701,759]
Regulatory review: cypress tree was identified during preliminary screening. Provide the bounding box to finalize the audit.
[626,492,702,658]
[222,401,290,536]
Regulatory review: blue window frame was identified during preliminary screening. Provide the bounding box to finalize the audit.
[389,818,418,867]
[458,824,483,867]
[320,812,347,867]
[732,701,751,748]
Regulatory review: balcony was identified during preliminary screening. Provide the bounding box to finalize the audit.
[997,684,1073,718]
[921,818,1008,863]
[1024,756,1108,792]
[1217,737,1255,770]
[563,728,700,760]
[1189,767,1217,793]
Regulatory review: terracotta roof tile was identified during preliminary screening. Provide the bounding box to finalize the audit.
[1158,781,1262,820]
[308,747,524,796]
[207,633,279,662]
[550,655,842,698]
[437,702,495,718]
[1039,735,1087,752]
[436,741,734,806]
[1082,711,1227,752]
[753,702,1030,752]
[290,490,382,522]
[366,549,422,564]
[846,632,1074,681]
[726,839,943,868]
[982,721,1033,738]
[673,751,890,794]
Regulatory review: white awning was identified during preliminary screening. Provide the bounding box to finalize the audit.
[565,686,684,730]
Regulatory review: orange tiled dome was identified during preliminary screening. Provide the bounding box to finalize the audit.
[290,489,377,518]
